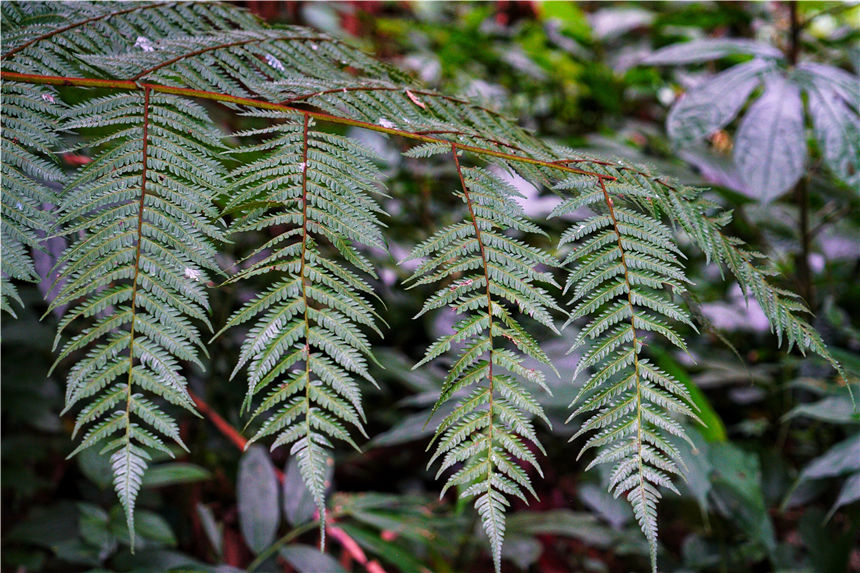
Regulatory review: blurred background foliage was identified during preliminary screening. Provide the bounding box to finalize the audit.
[2,2,859,572]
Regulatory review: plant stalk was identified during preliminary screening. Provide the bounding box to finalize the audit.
[787,2,815,309]
[0,70,616,183]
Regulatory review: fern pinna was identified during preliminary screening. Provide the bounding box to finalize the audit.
[216,111,386,546]
[0,2,852,570]
[405,150,562,571]
[0,82,62,315]
[47,90,226,542]
[551,176,700,569]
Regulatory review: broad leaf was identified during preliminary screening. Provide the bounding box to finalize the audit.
[142,463,212,488]
[734,75,806,202]
[667,59,773,144]
[280,544,347,573]
[799,433,860,482]
[238,446,280,554]
[827,473,860,519]
[283,456,325,527]
[796,62,860,112]
[643,38,782,65]
[805,80,860,190]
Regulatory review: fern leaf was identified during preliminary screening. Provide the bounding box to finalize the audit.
[50,89,225,545]
[2,5,849,569]
[553,178,697,570]
[584,161,850,388]
[219,111,386,547]
[1,82,63,315]
[406,149,558,573]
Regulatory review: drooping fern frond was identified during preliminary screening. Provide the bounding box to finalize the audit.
[550,176,701,569]
[565,157,850,386]
[1,3,851,569]
[0,82,62,315]
[48,89,226,544]
[405,148,562,572]
[216,111,387,546]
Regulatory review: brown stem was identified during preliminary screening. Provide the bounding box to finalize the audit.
[0,71,615,183]
[794,176,815,308]
[787,2,815,309]
[787,1,800,66]
[189,391,253,455]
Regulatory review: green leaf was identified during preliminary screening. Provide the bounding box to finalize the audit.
[651,347,725,442]
[196,504,224,558]
[709,443,776,554]
[784,395,860,425]
[507,510,613,547]
[238,446,281,554]
[283,456,325,527]
[279,544,347,573]
[827,473,860,520]
[799,433,860,482]
[141,463,212,488]
[733,75,806,202]
[643,38,783,65]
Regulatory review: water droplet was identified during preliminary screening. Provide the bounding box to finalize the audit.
[264,53,284,72]
[134,36,155,52]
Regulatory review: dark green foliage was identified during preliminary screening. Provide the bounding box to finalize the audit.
[1,3,855,572]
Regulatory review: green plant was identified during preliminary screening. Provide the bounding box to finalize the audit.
[645,26,859,203]
[0,2,850,571]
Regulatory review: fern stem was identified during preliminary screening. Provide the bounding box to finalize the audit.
[415,128,525,153]
[453,144,495,446]
[298,111,327,550]
[0,71,615,183]
[121,85,152,549]
[453,145,502,569]
[281,85,502,121]
[598,178,655,567]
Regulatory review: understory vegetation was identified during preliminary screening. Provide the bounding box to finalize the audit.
[1,2,858,572]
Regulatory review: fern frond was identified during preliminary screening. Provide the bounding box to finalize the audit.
[0,1,259,76]
[406,149,560,573]
[571,158,850,387]
[218,111,386,547]
[50,89,226,545]
[2,4,849,569]
[0,82,63,315]
[553,178,698,570]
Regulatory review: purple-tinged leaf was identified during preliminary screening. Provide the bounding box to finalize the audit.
[796,62,860,111]
[238,446,280,554]
[642,38,783,66]
[668,59,774,143]
[734,76,806,203]
[806,81,860,190]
